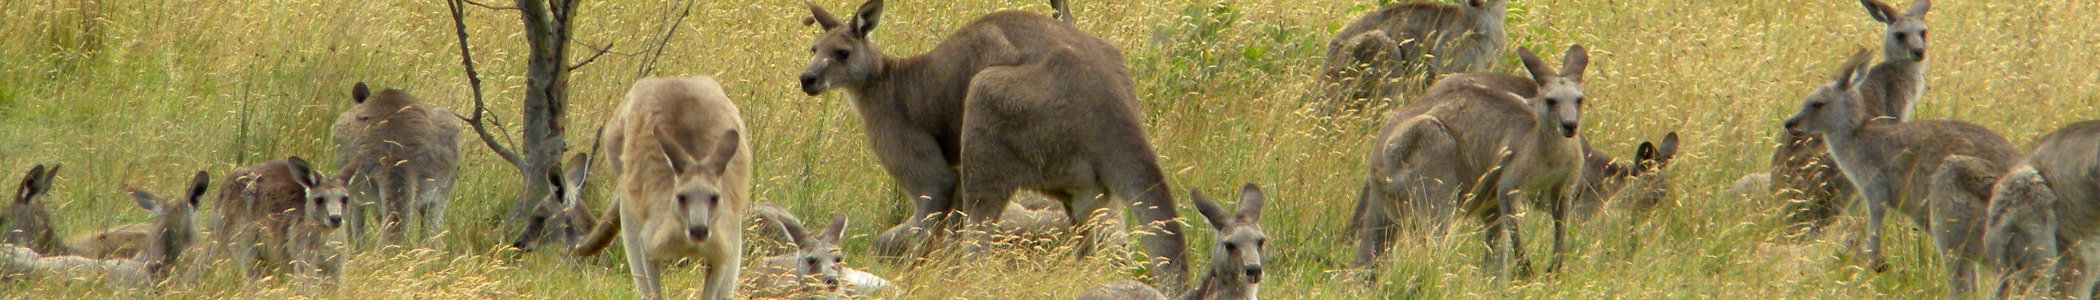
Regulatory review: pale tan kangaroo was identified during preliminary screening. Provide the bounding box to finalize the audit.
[747,207,850,299]
[1982,121,2100,298]
[1764,0,1931,237]
[1321,0,1507,115]
[1,172,210,289]
[1780,48,2018,272]
[1079,184,1267,300]
[331,82,461,247]
[798,0,1189,290]
[211,157,349,288]
[1353,45,1589,278]
[511,152,598,252]
[4,164,168,260]
[572,77,750,300]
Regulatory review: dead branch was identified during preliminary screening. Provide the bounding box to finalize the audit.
[632,0,695,79]
[566,41,615,72]
[447,0,524,168]
[464,0,517,10]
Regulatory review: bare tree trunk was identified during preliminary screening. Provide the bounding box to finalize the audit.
[499,0,579,234]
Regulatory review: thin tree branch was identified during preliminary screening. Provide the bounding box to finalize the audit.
[447,0,524,168]
[566,41,615,72]
[464,0,517,10]
[633,0,694,79]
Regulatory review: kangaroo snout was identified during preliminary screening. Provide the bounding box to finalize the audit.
[1910,48,1926,60]
[686,225,711,241]
[326,215,343,228]
[1243,264,1263,284]
[1559,122,1579,138]
[798,73,825,95]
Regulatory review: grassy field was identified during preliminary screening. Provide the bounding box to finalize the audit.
[3,0,2098,298]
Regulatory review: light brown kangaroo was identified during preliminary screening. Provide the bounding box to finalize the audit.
[1780,48,2018,272]
[1320,0,1508,115]
[511,152,597,252]
[1981,121,2100,298]
[331,82,461,247]
[747,207,850,299]
[798,0,1189,290]
[1764,0,1931,237]
[572,77,750,300]
[1353,45,1588,278]
[1079,184,1267,300]
[4,164,168,260]
[211,157,349,287]
[0,172,210,289]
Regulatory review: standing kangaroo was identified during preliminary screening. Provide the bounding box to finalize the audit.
[331,82,461,247]
[572,77,750,300]
[1764,0,1931,236]
[1978,121,2100,298]
[797,0,1189,290]
[5,164,166,260]
[210,157,349,287]
[1080,184,1268,300]
[511,152,598,252]
[1321,0,1507,116]
[0,172,210,289]
[1781,48,2017,272]
[1353,45,1588,278]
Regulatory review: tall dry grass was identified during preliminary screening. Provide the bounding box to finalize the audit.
[2,0,2096,298]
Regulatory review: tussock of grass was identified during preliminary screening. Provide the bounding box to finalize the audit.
[4,0,2099,298]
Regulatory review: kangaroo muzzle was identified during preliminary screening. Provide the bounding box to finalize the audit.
[326,214,343,228]
[1243,264,1263,284]
[1559,122,1579,138]
[686,225,711,241]
[799,72,825,95]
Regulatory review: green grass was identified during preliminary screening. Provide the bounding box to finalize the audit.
[4,0,2098,298]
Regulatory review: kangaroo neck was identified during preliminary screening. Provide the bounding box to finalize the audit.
[1818,118,1878,181]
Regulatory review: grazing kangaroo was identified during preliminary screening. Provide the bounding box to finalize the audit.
[747,207,850,299]
[1321,0,1507,115]
[0,173,208,289]
[572,77,750,300]
[331,82,462,247]
[511,152,598,252]
[798,0,1189,290]
[5,164,165,260]
[211,157,349,288]
[1982,121,2100,298]
[1353,45,1589,278]
[1079,184,1267,300]
[1766,0,1931,236]
[1780,48,2018,272]
[1980,166,2071,299]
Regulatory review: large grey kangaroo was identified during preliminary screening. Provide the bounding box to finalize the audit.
[1321,0,1508,116]
[797,0,1189,291]
[331,82,461,247]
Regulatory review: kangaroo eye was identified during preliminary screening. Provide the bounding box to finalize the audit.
[677,194,690,205]
[806,257,820,266]
[1258,238,1267,248]
[1224,243,1238,252]
[706,195,720,205]
[1810,102,1826,109]
[1894,32,1906,40]
[1574,97,1585,106]
[1919,30,1928,39]
[833,49,851,59]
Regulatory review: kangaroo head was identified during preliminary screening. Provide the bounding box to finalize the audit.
[763,209,849,290]
[284,157,348,229]
[5,164,60,251]
[1464,0,1509,19]
[657,128,741,243]
[1980,166,2061,284]
[1518,45,1588,138]
[127,171,209,274]
[1784,48,1876,136]
[1861,0,1929,61]
[799,0,888,96]
[514,152,597,252]
[1193,183,1268,288]
[1591,132,1681,208]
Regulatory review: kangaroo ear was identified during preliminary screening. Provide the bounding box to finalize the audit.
[1236,183,1264,224]
[1560,44,1589,84]
[286,157,319,190]
[764,208,814,249]
[1658,132,1680,162]
[699,130,742,177]
[186,170,211,207]
[127,187,161,213]
[1636,141,1659,165]
[1860,0,1898,23]
[654,127,699,175]
[1906,0,1929,17]
[38,164,60,195]
[805,2,843,30]
[1517,47,1554,86]
[820,212,848,245]
[1190,189,1231,231]
[17,164,47,203]
[352,82,371,104]
[849,0,885,38]
[545,164,568,202]
[1832,48,1874,89]
[564,152,592,190]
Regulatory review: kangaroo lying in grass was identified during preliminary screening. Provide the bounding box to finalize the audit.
[1321,0,1508,116]
[798,0,1189,290]
[210,157,348,288]
[331,82,461,247]
[1781,48,2017,272]
[573,77,750,300]
[1353,45,1589,278]
[748,207,894,299]
[1081,184,1267,300]
[512,152,598,253]
[1,172,208,290]
[4,164,170,260]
